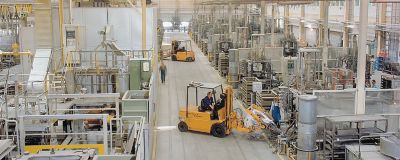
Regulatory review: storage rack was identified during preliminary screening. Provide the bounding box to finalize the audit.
[218,53,229,77]
[213,52,220,69]
[201,39,208,55]
[255,90,277,110]
[323,115,388,160]
[239,77,260,106]
[239,59,248,79]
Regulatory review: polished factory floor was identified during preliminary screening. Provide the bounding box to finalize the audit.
[154,32,278,160]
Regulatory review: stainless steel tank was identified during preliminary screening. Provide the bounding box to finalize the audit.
[117,73,129,97]
[297,95,318,160]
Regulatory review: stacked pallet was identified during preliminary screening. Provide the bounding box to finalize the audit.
[239,60,248,78]
[218,53,229,77]
[201,39,208,55]
[213,52,220,69]
[239,77,260,107]
[256,90,276,110]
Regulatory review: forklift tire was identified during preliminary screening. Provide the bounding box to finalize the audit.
[186,57,192,62]
[178,121,188,132]
[172,55,177,61]
[211,123,226,138]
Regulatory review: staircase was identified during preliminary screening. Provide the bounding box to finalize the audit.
[50,75,67,94]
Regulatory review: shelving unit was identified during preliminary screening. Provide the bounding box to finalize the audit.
[239,77,260,106]
[218,53,229,77]
[255,90,277,110]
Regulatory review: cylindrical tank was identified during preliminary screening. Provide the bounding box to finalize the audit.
[117,73,129,97]
[297,95,318,160]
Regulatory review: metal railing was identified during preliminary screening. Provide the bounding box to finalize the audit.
[110,116,146,157]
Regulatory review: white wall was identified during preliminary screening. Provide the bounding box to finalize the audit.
[72,7,155,50]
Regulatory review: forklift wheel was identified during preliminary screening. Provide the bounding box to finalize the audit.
[211,123,226,138]
[172,55,177,61]
[178,121,188,132]
[186,57,193,62]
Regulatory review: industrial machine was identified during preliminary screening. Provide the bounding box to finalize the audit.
[282,35,298,57]
[171,40,195,62]
[177,82,279,138]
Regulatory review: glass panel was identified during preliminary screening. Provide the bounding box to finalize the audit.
[313,90,356,116]
[365,89,400,114]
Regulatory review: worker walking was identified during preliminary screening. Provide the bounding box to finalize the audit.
[271,96,281,128]
[159,62,167,84]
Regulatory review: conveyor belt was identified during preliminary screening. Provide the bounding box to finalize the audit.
[27,49,52,93]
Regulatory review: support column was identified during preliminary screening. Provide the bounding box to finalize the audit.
[343,0,354,48]
[228,2,233,38]
[299,5,306,47]
[376,3,387,55]
[284,5,290,37]
[260,1,266,35]
[356,0,368,115]
[320,1,329,84]
[271,5,276,47]
[142,0,147,52]
[59,0,64,65]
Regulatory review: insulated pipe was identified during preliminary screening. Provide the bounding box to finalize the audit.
[297,95,318,160]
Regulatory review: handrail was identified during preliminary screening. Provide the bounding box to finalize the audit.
[0,118,20,154]
[357,132,395,158]
[109,116,145,155]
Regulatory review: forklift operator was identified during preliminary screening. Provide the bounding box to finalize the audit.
[211,93,226,120]
[200,92,214,111]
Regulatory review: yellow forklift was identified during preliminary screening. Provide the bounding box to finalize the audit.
[171,40,195,62]
[178,82,278,137]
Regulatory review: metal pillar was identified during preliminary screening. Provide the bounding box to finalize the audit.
[320,1,329,84]
[228,2,233,39]
[271,5,276,47]
[376,3,387,55]
[284,5,290,37]
[343,0,354,48]
[299,5,306,47]
[142,0,147,52]
[59,0,64,65]
[260,1,266,35]
[297,95,318,160]
[356,0,368,115]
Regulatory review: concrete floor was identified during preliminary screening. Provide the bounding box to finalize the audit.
[154,32,277,160]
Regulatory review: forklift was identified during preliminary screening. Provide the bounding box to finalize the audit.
[178,82,279,138]
[171,40,195,62]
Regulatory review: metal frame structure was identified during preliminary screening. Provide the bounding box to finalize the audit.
[18,114,109,155]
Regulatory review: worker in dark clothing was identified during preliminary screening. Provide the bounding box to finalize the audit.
[212,94,226,120]
[159,62,167,84]
[200,92,214,111]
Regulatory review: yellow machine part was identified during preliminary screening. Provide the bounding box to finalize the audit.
[24,144,105,155]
